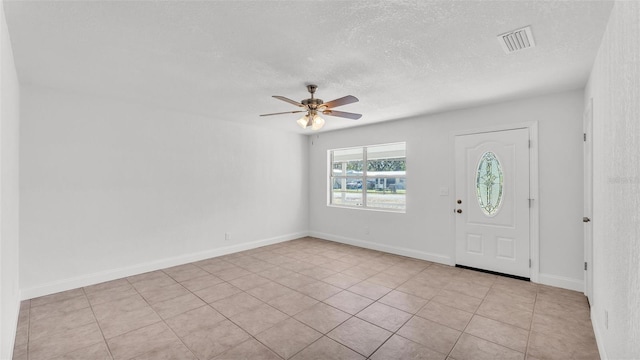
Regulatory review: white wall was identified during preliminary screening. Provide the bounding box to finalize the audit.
[584,1,640,359]
[309,90,585,290]
[19,85,309,298]
[0,2,21,358]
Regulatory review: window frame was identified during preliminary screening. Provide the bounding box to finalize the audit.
[328,142,406,213]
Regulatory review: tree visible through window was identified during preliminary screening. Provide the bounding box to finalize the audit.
[329,143,406,211]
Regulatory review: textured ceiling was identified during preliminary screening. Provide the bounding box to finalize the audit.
[4,1,614,134]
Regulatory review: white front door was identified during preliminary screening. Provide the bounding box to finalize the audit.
[455,128,530,278]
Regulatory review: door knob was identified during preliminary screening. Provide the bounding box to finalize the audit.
[457,199,462,204]
[456,209,462,214]
[583,217,591,223]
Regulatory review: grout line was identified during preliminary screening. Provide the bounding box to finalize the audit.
[81,287,116,360]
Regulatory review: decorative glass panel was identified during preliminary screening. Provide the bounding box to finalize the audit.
[476,151,504,216]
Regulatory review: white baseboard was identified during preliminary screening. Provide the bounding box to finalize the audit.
[20,231,308,300]
[309,231,452,266]
[591,307,608,360]
[538,273,584,292]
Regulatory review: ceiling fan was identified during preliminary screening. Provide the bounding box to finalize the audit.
[260,84,362,130]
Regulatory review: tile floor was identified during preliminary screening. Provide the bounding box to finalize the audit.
[12,237,599,360]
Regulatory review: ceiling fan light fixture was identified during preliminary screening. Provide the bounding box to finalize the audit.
[311,114,325,130]
[297,114,310,128]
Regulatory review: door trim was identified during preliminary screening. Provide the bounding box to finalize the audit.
[451,122,539,282]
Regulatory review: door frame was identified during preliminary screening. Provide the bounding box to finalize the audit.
[583,98,594,301]
[450,122,539,282]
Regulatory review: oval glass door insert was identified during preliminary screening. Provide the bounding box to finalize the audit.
[476,151,504,216]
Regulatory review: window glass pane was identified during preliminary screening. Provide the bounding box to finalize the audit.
[367,143,406,176]
[332,148,363,176]
[476,151,504,216]
[366,177,406,210]
[331,177,363,207]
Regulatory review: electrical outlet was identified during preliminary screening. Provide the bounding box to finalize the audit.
[225,232,231,241]
[605,310,609,329]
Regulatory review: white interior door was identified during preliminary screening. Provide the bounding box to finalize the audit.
[455,128,530,278]
[584,99,593,301]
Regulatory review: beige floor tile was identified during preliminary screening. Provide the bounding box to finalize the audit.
[379,290,428,314]
[211,292,263,317]
[30,288,86,308]
[324,291,374,315]
[323,273,363,289]
[291,336,365,360]
[397,278,441,300]
[431,289,483,313]
[276,273,319,290]
[341,265,380,280]
[247,281,297,301]
[92,294,161,338]
[228,273,271,290]
[197,260,237,274]
[356,302,412,332]
[465,315,529,353]
[298,281,343,301]
[163,263,210,282]
[214,339,282,360]
[28,321,104,360]
[367,272,410,288]
[456,270,498,287]
[416,301,473,331]
[127,270,167,284]
[527,330,599,360]
[83,278,130,294]
[131,342,196,360]
[193,282,243,303]
[298,266,337,280]
[151,292,206,319]
[484,287,536,310]
[130,273,177,292]
[181,319,251,360]
[180,274,224,292]
[268,292,319,316]
[258,267,297,281]
[294,302,351,334]
[450,333,524,360]
[29,306,96,341]
[370,334,446,360]
[477,299,533,330]
[397,316,461,354]
[445,278,491,299]
[86,283,139,306]
[530,312,595,342]
[256,318,322,359]
[165,305,226,338]
[29,295,90,323]
[214,266,253,281]
[327,317,392,357]
[230,303,289,335]
[137,282,190,304]
[348,281,392,300]
[50,341,113,360]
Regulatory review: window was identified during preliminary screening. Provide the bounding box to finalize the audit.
[329,143,406,212]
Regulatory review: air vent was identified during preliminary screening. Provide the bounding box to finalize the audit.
[498,26,535,54]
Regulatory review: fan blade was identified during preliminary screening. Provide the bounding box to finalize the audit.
[273,96,305,108]
[322,110,362,120]
[260,110,306,117]
[321,95,359,109]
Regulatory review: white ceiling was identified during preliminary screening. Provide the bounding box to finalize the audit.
[4,1,614,134]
